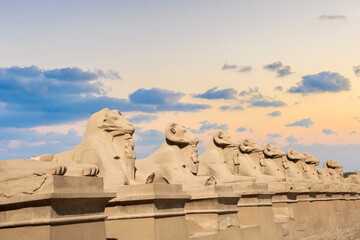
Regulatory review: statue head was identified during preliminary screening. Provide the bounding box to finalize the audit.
[165,122,199,145]
[325,159,342,169]
[213,130,235,147]
[324,160,343,177]
[286,149,306,162]
[303,152,320,166]
[165,122,199,174]
[85,108,135,138]
[263,143,286,158]
[238,139,264,153]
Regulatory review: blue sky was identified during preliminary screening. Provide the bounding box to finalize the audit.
[1,0,360,171]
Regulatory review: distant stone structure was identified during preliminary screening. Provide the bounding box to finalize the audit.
[1,108,360,240]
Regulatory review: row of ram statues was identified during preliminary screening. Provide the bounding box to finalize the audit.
[1,108,360,240]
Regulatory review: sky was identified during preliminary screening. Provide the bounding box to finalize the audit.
[0,0,360,171]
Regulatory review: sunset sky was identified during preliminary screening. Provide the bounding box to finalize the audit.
[1,0,360,171]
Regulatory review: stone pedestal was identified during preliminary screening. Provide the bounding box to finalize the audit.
[105,184,190,240]
[344,192,357,228]
[309,192,335,237]
[0,176,115,240]
[184,185,241,240]
[354,193,360,226]
[271,192,296,240]
[237,191,277,240]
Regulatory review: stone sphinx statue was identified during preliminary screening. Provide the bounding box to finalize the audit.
[284,149,307,180]
[198,130,255,184]
[135,123,215,186]
[0,108,138,194]
[262,145,311,182]
[323,159,344,182]
[302,152,321,181]
[262,143,288,178]
[237,139,284,182]
[0,108,138,195]
[49,108,137,190]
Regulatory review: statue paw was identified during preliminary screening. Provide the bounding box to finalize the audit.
[82,164,100,176]
[52,165,67,175]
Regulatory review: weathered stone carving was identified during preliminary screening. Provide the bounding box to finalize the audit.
[237,139,285,181]
[284,149,307,180]
[135,123,215,186]
[262,143,288,178]
[302,152,321,181]
[198,130,255,183]
[49,108,136,190]
[323,159,344,182]
[0,108,137,194]
[0,160,67,183]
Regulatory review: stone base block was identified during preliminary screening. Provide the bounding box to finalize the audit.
[237,192,278,240]
[0,176,115,240]
[105,184,190,240]
[185,185,241,240]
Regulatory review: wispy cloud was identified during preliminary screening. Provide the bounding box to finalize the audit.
[354,65,360,77]
[129,88,184,104]
[250,100,285,107]
[267,111,281,117]
[288,72,351,94]
[286,135,299,144]
[286,118,314,128]
[192,121,228,133]
[318,15,346,20]
[194,87,238,100]
[218,105,244,111]
[236,127,247,132]
[221,62,252,73]
[274,86,283,91]
[128,114,158,124]
[263,61,293,77]
[322,128,337,136]
[350,131,357,134]
[239,87,286,108]
[236,127,253,133]
[238,66,252,73]
[221,63,237,70]
[267,133,281,138]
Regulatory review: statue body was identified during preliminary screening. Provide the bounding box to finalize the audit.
[0,108,137,193]
[262,143,288,178]
[198,130,255,184]
[303,153,322,181]
[237,139,285,182]
[135,123,215,186]
[51,108,136,190]
[283,149,307,180]
[322,160,344,183]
